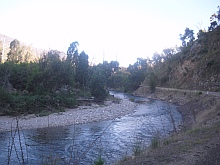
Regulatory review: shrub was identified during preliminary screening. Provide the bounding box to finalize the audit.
[11,93,77,115]
[148,73,156,93]
[90,74,107,102]
[0,87,15,115]
[163,139,170,145]
[94,156,104,165]
[151,137,160,149]
[132,142,142,156]
[0,88,14,105]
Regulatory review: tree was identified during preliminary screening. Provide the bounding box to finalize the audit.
[163,47,176,60]
[67,41,79,66]
[21,45,36,63]
[109,61,119,73]
[26,50,75,93]
[108,70,129,90]
[90,65,107,101]
[197,29,206,39]
[7,39,23,63]
[152,52,162,65]
[148,72,156,93]
[125,58,148,92]
[208,6,220,31]
[76,51,89,87]
[180,28,195,46]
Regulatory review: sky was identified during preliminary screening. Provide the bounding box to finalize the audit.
[0,0,219,67]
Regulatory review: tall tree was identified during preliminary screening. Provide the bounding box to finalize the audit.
[125,58,148,92]
[67,41,79,66]
[7,39,23,63]
[21,45,36,63]
[89,64,107,101]
[209,6,220,31]
[180,28,195,46]
[76,51,89,87]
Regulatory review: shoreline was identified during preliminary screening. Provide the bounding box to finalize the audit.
[0,99,137,132]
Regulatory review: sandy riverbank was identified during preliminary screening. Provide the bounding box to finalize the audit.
[0,99,137,132]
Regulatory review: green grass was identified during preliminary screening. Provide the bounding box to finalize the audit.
[163,139,170,146]
[186,128,202,135]
[151,138,160,149]
[94,156,104,165]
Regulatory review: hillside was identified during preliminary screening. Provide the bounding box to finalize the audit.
[146,27,220,92]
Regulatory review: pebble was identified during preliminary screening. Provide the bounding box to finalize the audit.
[0,99,137,132]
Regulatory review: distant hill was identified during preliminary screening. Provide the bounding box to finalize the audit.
[0,33,67,61]
[0,33,14,46]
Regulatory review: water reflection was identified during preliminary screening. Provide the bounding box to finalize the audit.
[0,91,182,164]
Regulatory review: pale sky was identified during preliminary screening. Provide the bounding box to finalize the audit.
[0,0,219,67]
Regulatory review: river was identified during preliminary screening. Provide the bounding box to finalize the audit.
[0,91,182,165]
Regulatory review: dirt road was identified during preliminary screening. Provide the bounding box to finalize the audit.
[140,85,220,97]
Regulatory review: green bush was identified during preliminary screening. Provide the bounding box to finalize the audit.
[0,88,14,105]
[0,91,78,116]
[151,138,160,149]
[54,93,77,108]
[163,139,170,145]
[0,88,15,115]
[132,142,142,156]
[14,95,45,114]
[94,156,104,165]
[90,73,108,102]
[148,73,156,93]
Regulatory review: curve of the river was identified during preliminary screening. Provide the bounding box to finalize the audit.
[0,91,182,165]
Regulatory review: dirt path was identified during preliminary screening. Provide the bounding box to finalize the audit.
[140,85,220,97]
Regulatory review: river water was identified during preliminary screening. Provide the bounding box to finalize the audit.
[0,91,182,165]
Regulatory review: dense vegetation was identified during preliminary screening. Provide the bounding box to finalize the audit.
[0,38,150,115]
[0,6,219,116]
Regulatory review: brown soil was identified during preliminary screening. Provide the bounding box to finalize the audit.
[116,87,220,165]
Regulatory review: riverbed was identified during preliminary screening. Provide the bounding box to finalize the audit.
[0,91,182,165]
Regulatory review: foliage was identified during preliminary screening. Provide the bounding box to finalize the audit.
[9,62,29,91]
[125,58,148,93]
[0,92,77,116]
[94,156,104,165]
[108,70,129,90]
[132,137,144,156]
[151,137,160,149]
[90,65,108,101]
[148,72,156,93]
[26,51,75,94]
[66,41,79,75]
[76,51,89,87]
[0,87,15,115]
[180,28,195,47]
[0,41,79,115]
[208,6,220,31]
[7,39,23,63]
